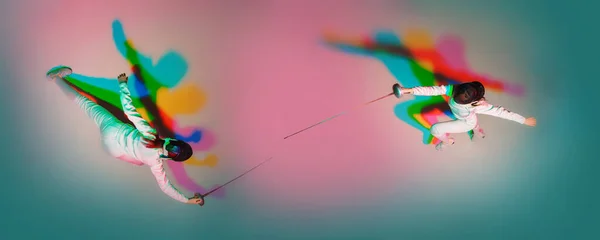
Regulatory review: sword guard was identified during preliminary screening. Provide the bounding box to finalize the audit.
[392,83,403,98]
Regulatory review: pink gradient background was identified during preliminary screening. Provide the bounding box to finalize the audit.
[221,2,416,208]
[2,0,594,238]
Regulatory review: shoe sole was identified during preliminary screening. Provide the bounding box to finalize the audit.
[46,65,73,80]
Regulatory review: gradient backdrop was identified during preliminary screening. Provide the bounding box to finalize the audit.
[1,0,597,239]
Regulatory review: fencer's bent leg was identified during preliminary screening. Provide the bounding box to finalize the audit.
[430,119,476,143]
[48,66,125,157]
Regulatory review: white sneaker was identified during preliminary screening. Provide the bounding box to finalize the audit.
[46,65,73,81]
[475,128,485,139]
[435,138,455,151]
[469,128,486,141]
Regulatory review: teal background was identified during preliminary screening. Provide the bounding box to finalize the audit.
[1,0,598,239]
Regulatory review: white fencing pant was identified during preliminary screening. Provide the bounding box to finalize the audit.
[430,119,481,143]
[73,94,127,156]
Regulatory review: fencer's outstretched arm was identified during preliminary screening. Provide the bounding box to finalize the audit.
[401,85,453,96]
[473,101,527,124]
[150,163,190,203]
[117,75,158,140]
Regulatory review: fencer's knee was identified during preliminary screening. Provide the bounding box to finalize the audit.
[430,124,442,136]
